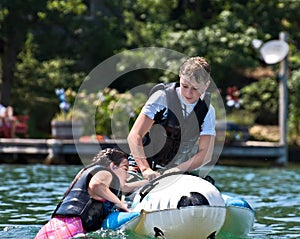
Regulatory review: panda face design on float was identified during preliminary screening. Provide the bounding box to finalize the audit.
[128,174,227,239]
[177,191,210,209]
[131,174,225,212]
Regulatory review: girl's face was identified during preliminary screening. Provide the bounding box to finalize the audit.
[180,77,210,104]
[112,158,129,188]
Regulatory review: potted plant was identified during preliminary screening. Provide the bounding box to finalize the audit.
[51,89,84,140]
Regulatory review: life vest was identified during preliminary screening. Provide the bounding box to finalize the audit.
[144,82,210,168]
[52,165,122,232]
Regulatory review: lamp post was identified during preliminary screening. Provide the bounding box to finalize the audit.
[277,32,288,165]
[252,32,289,165]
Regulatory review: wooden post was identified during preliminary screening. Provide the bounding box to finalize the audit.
[277,32,288,165]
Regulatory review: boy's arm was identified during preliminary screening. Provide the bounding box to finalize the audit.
[127,113,160,180]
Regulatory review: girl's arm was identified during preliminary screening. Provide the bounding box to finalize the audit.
[123,179,149,194]
[88,171,129,212]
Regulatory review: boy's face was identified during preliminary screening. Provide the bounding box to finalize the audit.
[179,77,210,104]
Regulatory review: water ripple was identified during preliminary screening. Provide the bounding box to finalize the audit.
[0,163,300,238]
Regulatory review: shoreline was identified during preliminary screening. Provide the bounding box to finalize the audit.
[0,138,297,166]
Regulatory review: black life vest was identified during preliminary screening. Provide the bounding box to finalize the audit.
[52,165,121,232]
[144,82,210,168]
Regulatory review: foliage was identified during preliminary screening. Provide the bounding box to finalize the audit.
[0,0,88,104]
[226,109,256,127]
[51,110,73,121]
[52,107,88,123]
[240,78,278,125]
[1,0,300,142]
[52,88,90,123]
[66,88,146,138]
[288,70,300,145]
[96,88,146,138]
[13,34,85,136]
[14,34,85,101]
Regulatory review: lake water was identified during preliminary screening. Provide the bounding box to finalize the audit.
[0,162,299,239]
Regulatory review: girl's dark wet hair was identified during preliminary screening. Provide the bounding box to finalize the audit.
[91,148,129,167]
[57,148,129,204]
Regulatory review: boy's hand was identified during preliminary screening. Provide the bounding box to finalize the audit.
[142,168,161,181]
[162,167,181,175]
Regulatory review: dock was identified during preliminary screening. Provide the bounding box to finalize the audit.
[0,138,291,166]
[216,141,288,167]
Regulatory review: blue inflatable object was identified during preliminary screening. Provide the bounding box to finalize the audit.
[102,211,140,230]
[222,193,254,211]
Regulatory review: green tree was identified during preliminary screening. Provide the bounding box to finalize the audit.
[14,33,85,136]
[2,0,300,140]
[0,0,87,105]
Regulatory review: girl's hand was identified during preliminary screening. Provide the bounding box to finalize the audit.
[115,202,130,212]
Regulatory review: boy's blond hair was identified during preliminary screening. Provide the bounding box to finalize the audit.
[179,57,211,84]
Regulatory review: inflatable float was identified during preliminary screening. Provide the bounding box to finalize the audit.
[102,174,255,239]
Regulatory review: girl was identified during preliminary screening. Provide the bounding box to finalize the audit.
[35,148,147,239]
